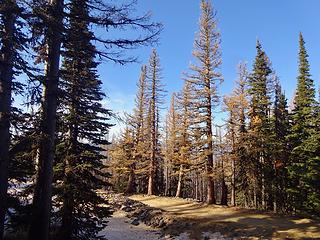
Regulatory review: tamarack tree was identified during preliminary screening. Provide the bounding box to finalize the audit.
[186,0,223,204]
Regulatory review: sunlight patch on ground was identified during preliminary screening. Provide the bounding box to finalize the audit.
[130,195,320,239]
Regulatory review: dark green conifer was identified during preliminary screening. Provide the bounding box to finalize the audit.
[247,40,273,209]
[287,33,317,213]
[56,0,112,238]
[270,79,290,212]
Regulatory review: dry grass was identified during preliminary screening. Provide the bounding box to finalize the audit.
[130,195,320,239]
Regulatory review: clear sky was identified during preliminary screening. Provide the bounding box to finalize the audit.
[100,0,320,134]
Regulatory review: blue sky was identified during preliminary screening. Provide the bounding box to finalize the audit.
[100,0,320,134]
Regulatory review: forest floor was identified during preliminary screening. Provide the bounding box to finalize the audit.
[129,195,320,240]
[99,210,162,240]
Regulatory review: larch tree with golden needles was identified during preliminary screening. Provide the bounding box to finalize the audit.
[187,0,223,204]
[146,49,165,195]
[129,65,149,194]
[224,62,249,207]
[164,93,179,196]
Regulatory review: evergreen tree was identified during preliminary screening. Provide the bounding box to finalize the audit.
[165,93,180,196]
[175,82,193,198]
[287,33,317,213]
[27,0,161,238]
[303,100,320,215]
[28,1,64,239]
[224,95,238,206]
[224,62,249,207]
[270,78,290,212]
[129,65,148,194]
[247,40,273,209]
[233,63,250,207]
[146,49,165,195]
[187,0,223,204]
[54,0,113,238]
[0,0,30,237]
[0,2,17,237]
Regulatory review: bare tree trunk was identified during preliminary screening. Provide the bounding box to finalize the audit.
[195,172,199,200]
[202,176,206,202]
[60,156,74,240]
[253,184,257,209]
[60,198,73,240]
[60,118,78,240]
[147,167,154,195]
[221,178,228,205]
[164,161,169,196]
[206,107,216,204]
[0,3,15,238]
[261,169,266,210]
[261,155,266,210]
[147,119,155,195]
[175,164,183,198]
[221,161,227,205]
[147,108,155,195]
[28,1,63,239]
[244,191,250,208]
[125,164,136,194]
[230,123,236,207]
[231,157,236,206]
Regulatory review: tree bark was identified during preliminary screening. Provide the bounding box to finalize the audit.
[0,3,15,238]
[28,1,63,239]
[206,103,215,204]
[231,156,236,206]
[60,190,74,240]
[147,167,154,195]
[175,164,183,198]
[147,57,157,196]
[125,164,136,194]
[164,160,169,196]
[221,178,228,205]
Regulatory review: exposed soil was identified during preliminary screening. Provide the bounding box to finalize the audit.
[129,195,320,240]
[99,210,162,240]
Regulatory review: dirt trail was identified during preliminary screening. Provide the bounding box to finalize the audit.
[130,195,320,239]
[100,210,162,240]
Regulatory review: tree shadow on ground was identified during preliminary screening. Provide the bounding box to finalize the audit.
[130,195,320,239]
[162,213,320,240]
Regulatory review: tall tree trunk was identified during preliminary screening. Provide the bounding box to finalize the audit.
[164,161,169,196]
[28,1,63,239]
[253,183,257,209]
[221,160,227,205]
[221,178,228,205]
[195,172,199,200]
[0,3,15,238]
[231,156,236,206]
[230,122,236,207]
[147,131,156,195]
[147,84,156,196]
[147,126,155,195]
[147,167,154,195]
[60,188,74,240]
[125,164,136,194]
[261,155,266,210]
[59,176,73,239]
[175,164,183,198]
[147,115,155,195]
[206,105,216,204]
